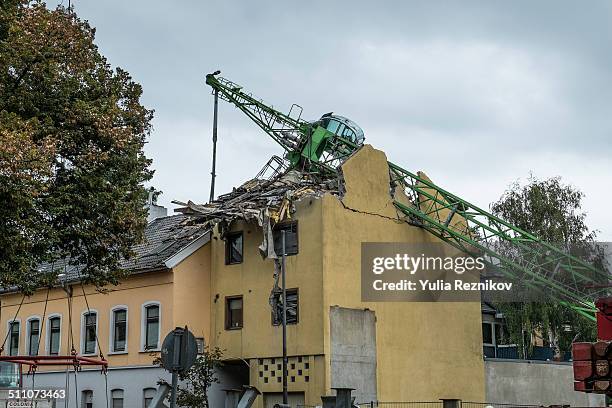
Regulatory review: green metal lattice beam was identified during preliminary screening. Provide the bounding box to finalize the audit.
[205,72,608,321]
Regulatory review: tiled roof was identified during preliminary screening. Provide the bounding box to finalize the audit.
[38,215,210,283]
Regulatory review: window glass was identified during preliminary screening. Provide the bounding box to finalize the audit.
[143,388,156,408]
[226,297,243,329]
[495,324,511,345]
[225,232,243,264]
[28,319,40,356]
[8,322,19,356]
[273,222,298,256]
[272,289,299,325]
[145,305,159,349]
[482,322,493,344]
[84,312,97,354]
[0,362,19,387]
[113,309,127,352]
[325,119,340,134]
[111,389,124,408]
[49,317,61,355]
[81,390,93,408]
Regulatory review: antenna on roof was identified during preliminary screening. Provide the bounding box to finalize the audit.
[208,70,221,203]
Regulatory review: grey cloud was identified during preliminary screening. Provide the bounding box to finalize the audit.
[52,0,612,238]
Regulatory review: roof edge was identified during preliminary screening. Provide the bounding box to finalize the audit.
[163,231,212,269]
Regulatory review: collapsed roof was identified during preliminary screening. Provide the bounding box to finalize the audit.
[173,165,340,234]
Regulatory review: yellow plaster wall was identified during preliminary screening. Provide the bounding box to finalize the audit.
[320,145,486,400]
[0,271,173,368]
[209,197,326,360]
[173,244,212,342]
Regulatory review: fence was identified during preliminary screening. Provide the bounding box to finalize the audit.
[298,402,555,408]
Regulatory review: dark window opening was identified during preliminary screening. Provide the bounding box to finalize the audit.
[8,322,19,356]
[273,222,298,256]
[28,319,40,356]
[225,232,243,264]
[482,322,493,344]
[84,312,97,354]
[113,309,127,352]
[225,296,243,330]
[272,288,299,325]
[49,317,61,355]
[145,305,160,350]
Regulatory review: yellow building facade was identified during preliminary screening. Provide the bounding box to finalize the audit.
[0,145,486,407]
[209,146,485,406]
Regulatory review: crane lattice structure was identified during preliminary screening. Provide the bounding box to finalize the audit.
[205,71,609,321]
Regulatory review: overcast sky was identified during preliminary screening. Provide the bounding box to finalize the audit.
[58,1,611,240]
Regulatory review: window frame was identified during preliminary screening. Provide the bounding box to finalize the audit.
[46,314,62,356]
[225,295,244,330]
[143,387,156,408]
[81,389,93,408]
[25,316,41,357]
[140,302,161,352]
[482,320,518,358]
[111,389,124,408]
[6,319,20,356]
[272,288,299,326]
[109,306,129,354]
[273,221,299,256]
[80,310,98,356]
[225,231,244,265]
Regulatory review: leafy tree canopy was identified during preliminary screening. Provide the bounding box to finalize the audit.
[490,175,603,355]
[0,1,153,293]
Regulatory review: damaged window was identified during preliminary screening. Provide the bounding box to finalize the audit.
[225,232,243,264]
[272,288,299,325]
[225,296,243,330]
[273,222,298,256]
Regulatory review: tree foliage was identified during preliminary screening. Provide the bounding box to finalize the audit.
[0,1,153,292]
[176,346,224,408]
[490,175,603,355]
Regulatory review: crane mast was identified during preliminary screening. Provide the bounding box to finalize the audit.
[205,72,363,175]
[205,71,608,321]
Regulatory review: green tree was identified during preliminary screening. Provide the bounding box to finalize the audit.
[0,1,153,292]
[153,346,224,407]
[490,175,603,356]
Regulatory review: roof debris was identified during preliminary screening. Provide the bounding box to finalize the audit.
[173,168,339,227]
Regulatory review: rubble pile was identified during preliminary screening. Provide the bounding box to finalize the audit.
[173,169,339,228]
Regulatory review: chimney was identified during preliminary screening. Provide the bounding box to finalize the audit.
[146,189,167,222]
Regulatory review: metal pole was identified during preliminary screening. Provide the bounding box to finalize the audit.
[281,230,288,405]
[170,372,178,408]
[209,88,219,203]
[170,330,182,408]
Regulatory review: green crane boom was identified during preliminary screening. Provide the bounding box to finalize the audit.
[205,71,608,321]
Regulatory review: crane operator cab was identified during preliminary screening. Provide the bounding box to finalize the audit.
[288,112,365,169]
[319,112,365,146]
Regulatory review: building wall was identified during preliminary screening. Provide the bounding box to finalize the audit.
[209,201,325,361]
[0,270,174,369]
[484,359,605,406]
[8,364,241,408]
[173,243,212,342]
[330,307,377,403]
[209,198,327,407]
[320,145,486,401]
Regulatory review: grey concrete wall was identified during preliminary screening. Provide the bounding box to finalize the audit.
[2,364,242,408]
[485,359,605,407]
[330,306,377,403]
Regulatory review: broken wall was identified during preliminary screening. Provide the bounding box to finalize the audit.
[330,306,377,403]
[321,145,486,401]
